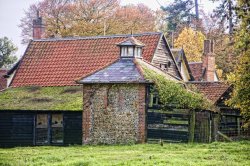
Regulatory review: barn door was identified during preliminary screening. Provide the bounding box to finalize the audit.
[35,113,63,145]
[51,114,63,144]
[35,114,49,145]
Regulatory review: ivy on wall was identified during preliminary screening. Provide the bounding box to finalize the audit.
[142,66,215,111]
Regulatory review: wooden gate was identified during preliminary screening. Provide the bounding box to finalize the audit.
[147,107,190,143]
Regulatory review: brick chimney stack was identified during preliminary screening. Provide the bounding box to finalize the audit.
[33,11,45,39]
[202,40,215,81]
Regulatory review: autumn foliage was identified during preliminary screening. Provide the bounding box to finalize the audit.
[174,27,206,62]
[19,0,157,44]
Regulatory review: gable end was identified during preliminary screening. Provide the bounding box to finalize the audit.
[151,36,182,79]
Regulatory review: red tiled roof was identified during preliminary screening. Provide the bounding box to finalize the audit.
[188,62,203,81]
[12,33,162,87]
[0,69,7,90]
[189,82,230,103]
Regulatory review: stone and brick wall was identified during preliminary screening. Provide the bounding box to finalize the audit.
[82,84,146,144]
[0,69,7,90]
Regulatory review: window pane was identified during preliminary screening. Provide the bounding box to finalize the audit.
[137,48,141,57]
[51,114,63,144]
[36,114,48,128]
[52,114,63,127]
[121,47,125,57]
[36,114,48,144]
[128,47,133,57]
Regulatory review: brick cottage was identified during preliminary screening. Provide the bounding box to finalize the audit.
[0,15,240,146]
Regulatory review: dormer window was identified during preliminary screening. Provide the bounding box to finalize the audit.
[117,37,145,58]
[135,47,142,58]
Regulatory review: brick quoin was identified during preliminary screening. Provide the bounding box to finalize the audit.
[138,85,146,143]
[82,85,91,144]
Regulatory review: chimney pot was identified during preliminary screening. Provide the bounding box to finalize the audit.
[33,11,45,39]
[203,40,211,54]
[202,39,216,81]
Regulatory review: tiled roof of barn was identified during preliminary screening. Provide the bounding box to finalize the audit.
[0,86,82,111]
[188,62,203,81]
[78,59,148,84]
[11,32,162,87]
[188,82,231,104]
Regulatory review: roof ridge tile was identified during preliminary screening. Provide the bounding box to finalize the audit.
[34,32,162,42]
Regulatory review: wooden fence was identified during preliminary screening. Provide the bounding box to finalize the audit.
[146,106,219,143]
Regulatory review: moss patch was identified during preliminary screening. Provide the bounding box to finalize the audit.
[0,86,83,111]
[141,65,215,111]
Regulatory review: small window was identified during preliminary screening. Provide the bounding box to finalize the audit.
[135,47,142,58]
[160,64,168,71]
[149,92,161,107]
[35,113,64,145]
[36,114,48,128]
[128,47,133,57]
[36,114,49,144]
[167,61,171,67]
[121,46,134,57]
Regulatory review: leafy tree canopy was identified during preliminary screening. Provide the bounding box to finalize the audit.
[0,37,17,69]
[19,0,158,44]
[174,27,206,62]
[226,0,250,127]
[161,0,194,31]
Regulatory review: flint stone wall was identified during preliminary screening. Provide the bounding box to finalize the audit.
[83,84,146,144]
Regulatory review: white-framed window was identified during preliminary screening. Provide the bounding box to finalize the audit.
[135,47,142,58]
[121,46,134,57]
[128,47,133,57]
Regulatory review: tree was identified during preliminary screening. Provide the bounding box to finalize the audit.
[0,37,17,69]
[201,7,238,79]
[211,0,237,37]
[154,9,168,34]
[107,4,156,35]
[161,0,195,31]
[19,0,156,44]
[174,27,206,62]
[19,0,75,44]
[227,0,250,127]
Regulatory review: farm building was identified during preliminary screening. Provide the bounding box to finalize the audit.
[0,69,8,90]
[0,16,244,147]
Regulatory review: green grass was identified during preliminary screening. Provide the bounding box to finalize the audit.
[0,142,249,166]
[0,86,83,111]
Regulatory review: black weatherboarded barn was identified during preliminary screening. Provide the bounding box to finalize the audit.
[0,86,83,147]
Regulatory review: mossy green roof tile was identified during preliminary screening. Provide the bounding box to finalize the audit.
[0,86,83,111]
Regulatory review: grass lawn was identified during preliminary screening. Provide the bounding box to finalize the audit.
[0,141,249,166]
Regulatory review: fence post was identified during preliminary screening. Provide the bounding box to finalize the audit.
[237,117,241,136]
[189,109,196,143]
[212,113,219,142]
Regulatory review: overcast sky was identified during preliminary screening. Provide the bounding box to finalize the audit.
[0,0,218,58]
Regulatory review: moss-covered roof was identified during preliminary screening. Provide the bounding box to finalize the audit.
[0,86,83,111]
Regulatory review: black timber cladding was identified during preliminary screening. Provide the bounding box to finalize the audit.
[0,111,82,147]
[64,112,82,144]
[0,112,34,147]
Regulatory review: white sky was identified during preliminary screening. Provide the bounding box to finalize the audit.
[0,0,218,58]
